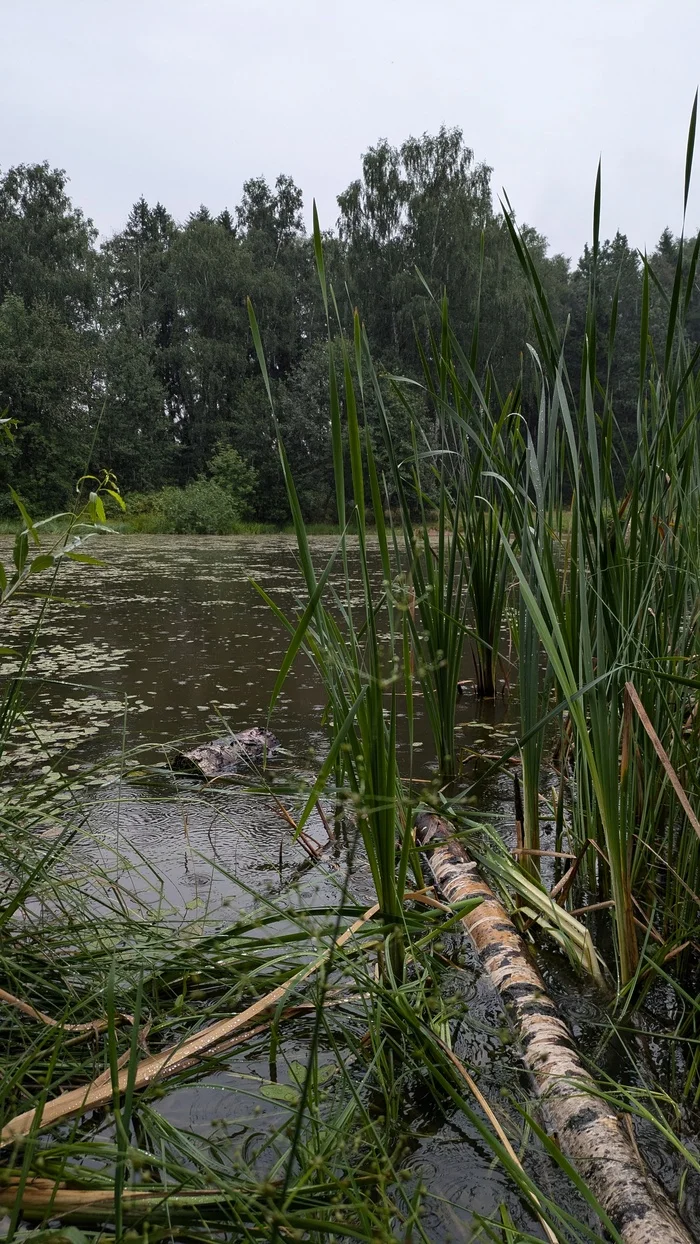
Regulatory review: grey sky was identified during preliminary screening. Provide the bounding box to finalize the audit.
[3,0,699,262]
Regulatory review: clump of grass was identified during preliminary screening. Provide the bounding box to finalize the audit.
[494,106,700,995]
[0,780,622,1244]
[248,217,423,961]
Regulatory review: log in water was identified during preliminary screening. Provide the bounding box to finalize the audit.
[415,810,693,1244]
[172,726,279,778]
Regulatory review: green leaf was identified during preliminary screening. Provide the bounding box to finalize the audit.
[592,159,601,262]
[684,89,698,215]
[260,1082,299,1104]
[29,554,55,574]
[343,343,364,532]
[266,537,343,717]
[12,531,28,574]
[288,1059,307,1086]
[65,552,104,565]
[295,688,365,834]
[413,897,483,950]
[10,488,40,545]
[312,200,329,321]
[60,1229,90,1244]
[639,256,649,390]
[89,492,107,524]
[106,488,127,512]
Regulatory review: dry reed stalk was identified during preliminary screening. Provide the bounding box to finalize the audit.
[0,905,379,1148]
[624,681,700,840]
[0,1178,230,1220]
[0,987,132,1034]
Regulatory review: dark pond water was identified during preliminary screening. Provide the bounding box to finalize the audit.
[3,535,696,1240]
[3,535,519,912]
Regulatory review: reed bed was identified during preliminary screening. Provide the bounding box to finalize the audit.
[246,102,700,1232]
[0,397,617,1244]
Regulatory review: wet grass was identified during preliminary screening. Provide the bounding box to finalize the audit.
[0,750,619,1243]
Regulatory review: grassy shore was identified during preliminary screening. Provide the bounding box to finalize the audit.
[0,516,345,536]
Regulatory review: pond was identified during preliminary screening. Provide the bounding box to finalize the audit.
[3,534,518,913]
[2,535,693,1240]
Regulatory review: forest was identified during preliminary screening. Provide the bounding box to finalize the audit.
[1,125,697,527]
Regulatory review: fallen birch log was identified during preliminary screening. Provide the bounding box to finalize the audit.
[172,726,279,779]
[415,811,693,1244]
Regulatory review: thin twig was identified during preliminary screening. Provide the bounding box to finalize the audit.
[625,681,700,841]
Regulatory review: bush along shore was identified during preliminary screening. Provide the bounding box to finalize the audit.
[3,109,700,1243]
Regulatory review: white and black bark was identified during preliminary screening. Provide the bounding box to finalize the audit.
[415,811,694,1244]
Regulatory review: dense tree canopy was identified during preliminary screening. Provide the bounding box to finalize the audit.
[0,130,697,520]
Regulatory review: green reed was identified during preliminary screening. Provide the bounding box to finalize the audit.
[248,212,423,942]
[494,100,700,991]
[417,291,512,706]
[0,620,612,1244]
[7,115,700,1243]
[0,431,666,1244]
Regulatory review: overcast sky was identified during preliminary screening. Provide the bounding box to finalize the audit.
[3,0,699,262]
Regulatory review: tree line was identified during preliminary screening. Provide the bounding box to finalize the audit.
[0,127,696,523]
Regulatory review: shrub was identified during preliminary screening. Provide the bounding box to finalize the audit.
[207,443,257,514]
[161,481,243,533]
[125,481,242,534]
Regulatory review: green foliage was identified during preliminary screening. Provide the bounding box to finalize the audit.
[0,295,96,512]
[124,480,243,534]
[3,135,700,529]
[206,441,257,512]
[0,162,96,316]
[123,443,259,533]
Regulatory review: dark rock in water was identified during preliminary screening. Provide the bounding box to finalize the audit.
[172,727,279,779]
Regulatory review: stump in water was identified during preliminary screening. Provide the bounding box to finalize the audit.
[173,727,279,779]
[415,810,694,1244]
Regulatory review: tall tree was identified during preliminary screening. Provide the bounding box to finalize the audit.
[0,162,96,320]
[0,164,98,508]
[96,198,178,489]
[0,141,690,521]
[337,127,493,362]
